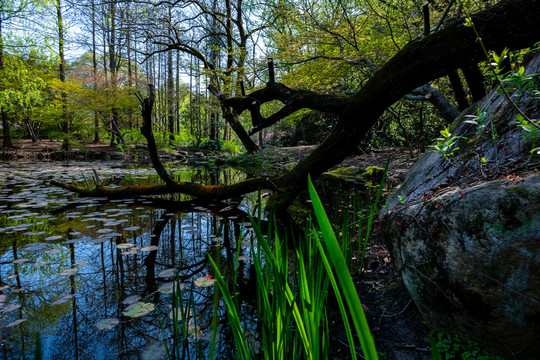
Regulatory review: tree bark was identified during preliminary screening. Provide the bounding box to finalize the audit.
[57,0,71,152]
[0,17,12,148]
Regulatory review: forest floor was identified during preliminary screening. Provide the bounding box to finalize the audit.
[2,139,431,359]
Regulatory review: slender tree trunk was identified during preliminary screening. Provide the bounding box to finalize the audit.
[57,0,70,151]
[92,0,99,143]
[0,18,12,148]
[167,9,174,143]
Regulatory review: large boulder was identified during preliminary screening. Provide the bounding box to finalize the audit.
[381,53,540,359]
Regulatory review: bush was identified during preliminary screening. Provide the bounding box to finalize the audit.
[200,139,223,152]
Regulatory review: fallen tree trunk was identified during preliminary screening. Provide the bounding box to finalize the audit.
[269,0,540,210]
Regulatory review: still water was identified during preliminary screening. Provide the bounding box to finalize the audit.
[0,161,262,359]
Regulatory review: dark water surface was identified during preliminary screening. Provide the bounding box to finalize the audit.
[0,161,262,359]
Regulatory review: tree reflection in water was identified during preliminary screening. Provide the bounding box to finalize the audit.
[0,162,263,359]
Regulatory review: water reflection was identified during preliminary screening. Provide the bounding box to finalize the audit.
[0,161,261,359]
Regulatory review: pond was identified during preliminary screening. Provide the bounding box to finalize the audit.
[0,161,265,359]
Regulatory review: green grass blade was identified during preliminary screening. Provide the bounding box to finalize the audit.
[312,229,357,360]
[308,175,378,360]
[208,255,250,360]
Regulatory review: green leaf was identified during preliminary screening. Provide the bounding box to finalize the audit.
[95,318,120,330]
[308,175,378,360]
[122,302,155,318]
[194,275,216,287]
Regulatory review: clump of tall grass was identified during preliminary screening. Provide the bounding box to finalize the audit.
[207,175,380,359]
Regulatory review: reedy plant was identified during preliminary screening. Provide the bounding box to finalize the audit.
[206,177,379,360]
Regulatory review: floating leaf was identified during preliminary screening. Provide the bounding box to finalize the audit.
[59,268,79,276]
[122,302,154,318]
[13,259,30,264]
[140,245,159,252]
[73,261,89,267]
[25,243,47,251]
[3,303,21,313]
[142,342,166,360]
[158,282,185,294]
[96,228,114,234]
[122,295,141,305]
[44,249,61,254]
[188,324,202,338]
[157,269,175,278]
[5,319,26,328]
[51,294,73,306]
[116,243,134,249]
[95,318,119,330]
[121,249,138,256]
[194,275,215,287]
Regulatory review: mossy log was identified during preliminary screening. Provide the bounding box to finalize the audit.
[50,177,273,200]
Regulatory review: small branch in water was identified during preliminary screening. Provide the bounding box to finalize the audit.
[92,169,101,187]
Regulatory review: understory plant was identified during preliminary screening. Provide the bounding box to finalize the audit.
[206,177,378,360]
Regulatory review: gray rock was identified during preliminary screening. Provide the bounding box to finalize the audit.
[381,52,540,359]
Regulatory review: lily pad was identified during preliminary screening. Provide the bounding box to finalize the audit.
[5,319,26,328]
[3,303,21,313]
[194,275,215,288]
[122,302,154,318]
[140,245,159,252]
[95,318,120,330]
[142,342,166,360]
[59,268,79,276]
[13,259,30,264]
[122,295,141,305]
[121,249,138,256]
[96,228,114,234]
[157,268,175,278]
[51,294,73,306]
[116,243,134,249]
[158,282,185,294]
[44,248,62,254]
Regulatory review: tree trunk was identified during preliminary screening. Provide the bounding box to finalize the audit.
[0,18,12,148]
[92,0,99,143]
[57,0,70,152]
[270,0,540,210]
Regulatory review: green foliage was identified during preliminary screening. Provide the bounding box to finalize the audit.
[431,332,505,360]
[429,127,460,160]
[515,114,540,150]
[200,138,223,152]
[207,177,381,359]
[464,108,493,136]
[221,140,240,153]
